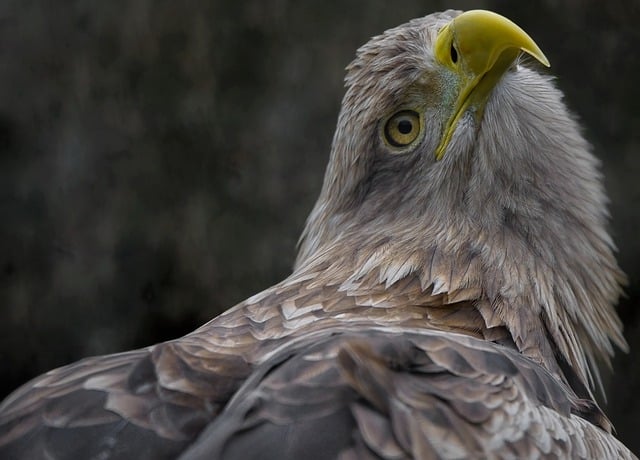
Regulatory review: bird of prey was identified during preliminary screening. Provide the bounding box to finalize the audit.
[0,9,635,459]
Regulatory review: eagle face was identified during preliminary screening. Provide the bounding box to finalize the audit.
[302,10,555,235]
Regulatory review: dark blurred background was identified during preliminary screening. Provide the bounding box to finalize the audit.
[1,0,638,453]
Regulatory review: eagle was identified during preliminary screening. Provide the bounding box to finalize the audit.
[0,9,634,459]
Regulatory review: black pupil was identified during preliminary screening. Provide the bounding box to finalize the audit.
[397,119,413,135]
[451,44,458,63]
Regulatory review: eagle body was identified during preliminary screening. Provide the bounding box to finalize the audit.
[0,9,634,459]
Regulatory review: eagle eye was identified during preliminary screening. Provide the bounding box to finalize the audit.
[383,110,422,148]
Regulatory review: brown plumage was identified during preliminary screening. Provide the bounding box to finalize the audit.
[0,9,634,459]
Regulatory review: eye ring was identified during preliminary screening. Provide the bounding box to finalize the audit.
[383,110,422,149]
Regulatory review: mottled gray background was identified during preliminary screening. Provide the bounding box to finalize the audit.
[1,0,638,453]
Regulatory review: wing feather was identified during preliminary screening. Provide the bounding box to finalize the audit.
[177,329,633,459]
[0,342,250,459]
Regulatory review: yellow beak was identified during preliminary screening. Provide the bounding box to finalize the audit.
[433,10,550,161]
